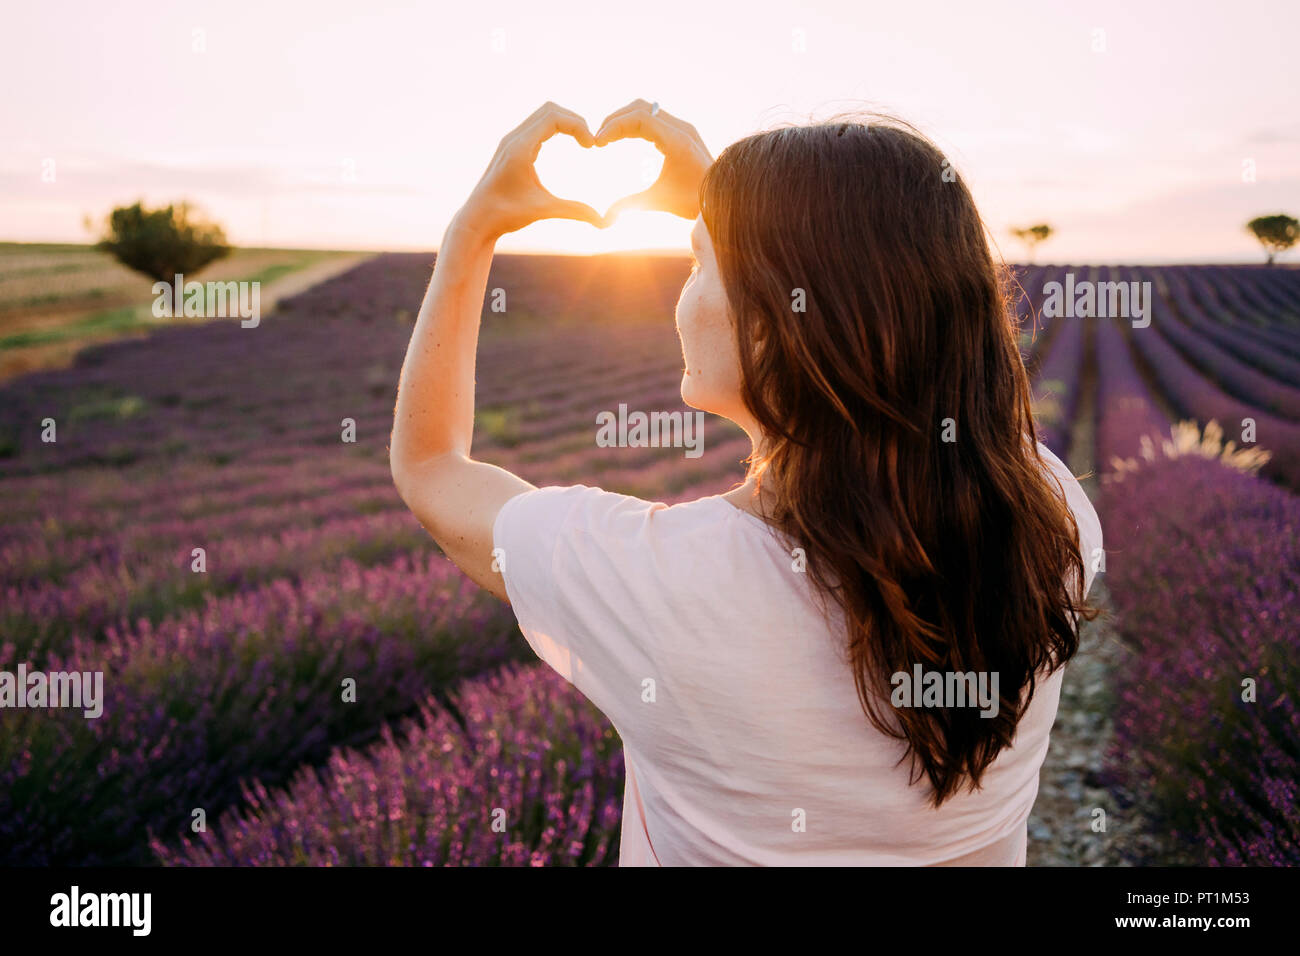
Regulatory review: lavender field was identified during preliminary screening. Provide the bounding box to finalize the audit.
[1,254,1297,866]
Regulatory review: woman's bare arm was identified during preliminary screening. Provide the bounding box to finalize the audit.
[389,103,602,601]
[390,100,711,601]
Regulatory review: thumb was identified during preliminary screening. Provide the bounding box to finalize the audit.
[549,198,605,229]
[604,187,659,223]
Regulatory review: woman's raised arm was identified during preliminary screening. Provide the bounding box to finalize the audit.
[389,103,602,602]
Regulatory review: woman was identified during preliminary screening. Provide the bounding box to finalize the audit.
[390,100,1102,866]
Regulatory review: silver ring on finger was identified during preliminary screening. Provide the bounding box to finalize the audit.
[650,101,660,116]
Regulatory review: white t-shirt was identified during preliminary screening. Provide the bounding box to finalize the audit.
[492,442,1102,866]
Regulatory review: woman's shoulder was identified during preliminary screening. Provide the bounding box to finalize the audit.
[1032,441,1104,588]
[1033,443,1101,526]
[502,483,763,542]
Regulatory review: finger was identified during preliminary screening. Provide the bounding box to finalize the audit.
[594,100,670,145]
[594,99,653,137]
[604,187,659,222]
[546,197,605,229]
[595,107,693,152]
[521,103,596,153]
[594,103,659,147]
[504,102,557,140]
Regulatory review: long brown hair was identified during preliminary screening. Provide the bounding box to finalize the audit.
[699,114,1097,806]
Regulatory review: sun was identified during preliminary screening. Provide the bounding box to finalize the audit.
[518,134,693,254]
[503,209,692,255]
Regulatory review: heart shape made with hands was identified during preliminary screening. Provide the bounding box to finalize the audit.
[533,135,665,224]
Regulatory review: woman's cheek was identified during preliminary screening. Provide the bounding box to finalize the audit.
[674,294,704,402]
[678,287,738,412]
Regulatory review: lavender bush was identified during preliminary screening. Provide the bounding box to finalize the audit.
[152,663,625,867]
[1101,451,1300,865]
[1125,281,1300,490]
[1093,315,1169,467]
[3,510,437,662]
[1158,268,1300,417]
[0,552,525,865]
[1176,267,1300,370]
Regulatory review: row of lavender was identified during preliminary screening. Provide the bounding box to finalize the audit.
[1122,264,1300,489]
[1102,453,1299,865]
[1086,269,1299,862]
[152,664,625,866]
[0,553,528,864]
[1027,262,1300,480]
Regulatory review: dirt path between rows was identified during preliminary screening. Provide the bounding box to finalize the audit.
[1025,318,1171,865]
[255,253,374,314]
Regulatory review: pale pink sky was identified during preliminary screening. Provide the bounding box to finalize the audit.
[2,0,1297,262]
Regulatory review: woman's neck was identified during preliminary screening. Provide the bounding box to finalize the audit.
[721,469,781,526]
[718,427,781,524]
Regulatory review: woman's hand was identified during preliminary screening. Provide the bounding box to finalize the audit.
[596,100,714,221]
[457,102,606,242]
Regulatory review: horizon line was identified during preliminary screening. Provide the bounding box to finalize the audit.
[0,238,1293,268]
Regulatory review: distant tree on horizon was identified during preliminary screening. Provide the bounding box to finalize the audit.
[1010,224,1053,264]
[1246,214,1299,266]
[95,201,230,283]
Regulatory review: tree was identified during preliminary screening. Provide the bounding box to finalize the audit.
[96,201,230,282]
[1246,214,1299,266]
[1010,224,1053,264]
